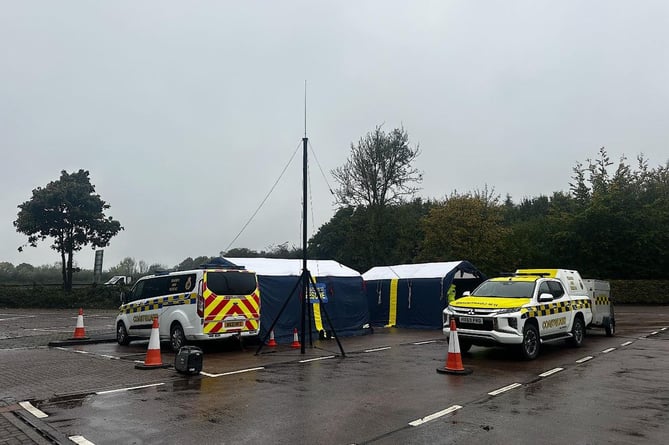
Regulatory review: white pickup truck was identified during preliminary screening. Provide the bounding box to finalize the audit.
[442,269,612,359]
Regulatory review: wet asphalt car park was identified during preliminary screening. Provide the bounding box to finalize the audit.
[1,306,668,444]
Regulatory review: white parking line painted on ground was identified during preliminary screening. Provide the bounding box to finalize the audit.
[200,367,265,378]
[409,405,462,426]
[412,340,437,345]
[661,327,667,331]
[364,347,391,353]
[28,328,71,333]
[19,401,48,418]
[621,341,633,347]
[99,354,120,360]
[576,356,593,363]
[69,435,95,445]
[73,350,90,354]
[650,331,659,335]
[488,383,522,396]
[602,347,616,353]
[0,315,35,321]
[96,383,164,395]
[539,367,564,378]
[299,355,336,363]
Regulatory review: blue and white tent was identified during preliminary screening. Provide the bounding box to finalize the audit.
[362,261,486,329]
[225,258,370,342]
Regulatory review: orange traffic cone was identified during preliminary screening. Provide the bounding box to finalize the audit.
[135,317,170,370]
[71,308,88,340]
[290,328,301,349]
[437,318,472,375]
[267,330,277,347]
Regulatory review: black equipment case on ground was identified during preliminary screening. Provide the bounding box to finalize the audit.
[175,346,203,374]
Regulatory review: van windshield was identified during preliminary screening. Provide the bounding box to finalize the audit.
[473,280,535,298]
[207,271,257,296]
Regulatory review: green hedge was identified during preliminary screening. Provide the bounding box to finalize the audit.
[0,285,122,309]
[610,280,669,305]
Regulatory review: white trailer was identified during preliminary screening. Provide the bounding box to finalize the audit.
[583,279,615,336]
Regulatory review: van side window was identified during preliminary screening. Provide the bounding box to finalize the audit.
[128,281,145,302]
[167,274,197,293]
[548,281,565,299]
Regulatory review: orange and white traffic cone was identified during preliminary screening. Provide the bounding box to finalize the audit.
[290,328,301,349]
[437,318,472,375]
[135,317,170,370]
[267,330,277,347]
[71,308,88,340]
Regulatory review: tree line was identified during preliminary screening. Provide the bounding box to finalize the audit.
[309,146,669,279]
[9,127,669,288]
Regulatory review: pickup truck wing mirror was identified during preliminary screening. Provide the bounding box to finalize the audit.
[538,292,553,302]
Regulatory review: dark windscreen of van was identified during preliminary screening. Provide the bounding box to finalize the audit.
[207,271,257,296]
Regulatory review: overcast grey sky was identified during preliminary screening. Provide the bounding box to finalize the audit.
[2,1,668,271]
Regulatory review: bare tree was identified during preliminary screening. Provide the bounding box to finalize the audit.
[332,125,422,208]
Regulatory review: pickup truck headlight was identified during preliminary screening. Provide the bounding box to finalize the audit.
[496,307,522,315]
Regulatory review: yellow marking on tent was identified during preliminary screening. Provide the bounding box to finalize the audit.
[386,278,398,327]
[313,302,324,333]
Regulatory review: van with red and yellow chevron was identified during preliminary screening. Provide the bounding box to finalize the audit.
[443,268,595,360]
[116,262,260,352]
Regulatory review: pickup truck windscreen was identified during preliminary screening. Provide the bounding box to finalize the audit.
[473,281,535,298]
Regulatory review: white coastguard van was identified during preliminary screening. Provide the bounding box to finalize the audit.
[116,265,260,352]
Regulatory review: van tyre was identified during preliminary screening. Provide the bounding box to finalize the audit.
[519,323,540,360]
[117,322,130,346]
[569,316,585,347]
[170,323,186,352]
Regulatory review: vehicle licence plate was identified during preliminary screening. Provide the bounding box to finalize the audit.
[459,316,483,325]
[225,321,244,328]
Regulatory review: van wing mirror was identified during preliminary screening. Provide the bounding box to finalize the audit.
[120,291,126,305]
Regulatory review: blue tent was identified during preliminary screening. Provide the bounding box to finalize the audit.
[362,261,486,329]
[226,258,370,343]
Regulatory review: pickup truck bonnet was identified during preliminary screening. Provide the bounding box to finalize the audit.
[450,296,532,309]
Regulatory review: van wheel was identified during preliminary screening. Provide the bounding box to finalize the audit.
[170,323,186,352]
[519,323,540,360]
[569,316,585,347]
[117,322,130,346]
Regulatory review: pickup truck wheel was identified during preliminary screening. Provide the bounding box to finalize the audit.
[519,323,540,360]
[117,322,130,346]
[569,316,585,347]
[459,340,472,353]
[170,323,186,352]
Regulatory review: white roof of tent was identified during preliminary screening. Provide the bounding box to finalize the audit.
[362,261,478,280]
[225,257,361,278]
